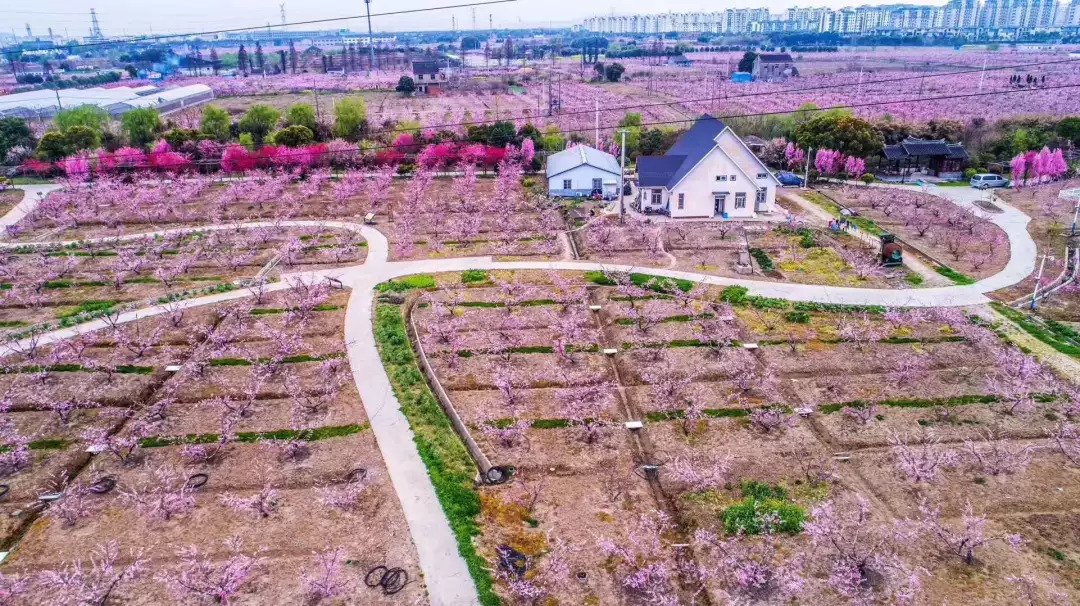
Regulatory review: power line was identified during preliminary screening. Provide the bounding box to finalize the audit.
[0,0,518,54]
[12,82,1079,170]
[350,54,1080,140]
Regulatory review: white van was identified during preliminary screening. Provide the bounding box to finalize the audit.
[969,174,1010,189]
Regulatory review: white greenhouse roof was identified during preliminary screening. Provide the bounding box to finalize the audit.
[0,84,212,118]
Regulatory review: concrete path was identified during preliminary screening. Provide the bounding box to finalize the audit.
[0,184,61,239]
[0,181,1044,606]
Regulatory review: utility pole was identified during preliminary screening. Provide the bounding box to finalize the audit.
[1071,197,1079,236]
[55,89,62,112]
[978,55,987,91]
[312,76,320,124]
[802,148,812,189]
[364,0,376,76]
[594,96,599,148]
[1030,250,1054,309]
[618,129,627,218]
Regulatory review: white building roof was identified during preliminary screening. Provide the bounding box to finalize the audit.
[546,144,621,179]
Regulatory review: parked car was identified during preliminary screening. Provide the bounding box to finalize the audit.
[970,174,1010,189]
[776,172,804,187]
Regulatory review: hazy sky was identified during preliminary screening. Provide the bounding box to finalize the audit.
[2,0,945,38]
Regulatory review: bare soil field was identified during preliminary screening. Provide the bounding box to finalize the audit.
[0,289,429,604]
[0,226,365,331]
[404,268,1080,605]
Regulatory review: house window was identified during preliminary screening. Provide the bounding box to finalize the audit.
[677,193,684,210]
[592,178,603,191]
[735,193,747,209]
[562,179,572,190]
[757,172,768,179]
[730,175,737,182]
[716,175,727,181]
[755,190,767,204]
[651,189,663,205]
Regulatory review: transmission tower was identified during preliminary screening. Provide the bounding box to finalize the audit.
[89,8,104,41]
[25,24,31,38]
[471,8,477,30]
[280,4,286,27]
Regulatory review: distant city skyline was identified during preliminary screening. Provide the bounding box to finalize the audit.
[2,0,950,40]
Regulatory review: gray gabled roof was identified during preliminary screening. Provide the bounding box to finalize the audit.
[546,145,620,179]
[638,155,686,187]
[636,115,726,189]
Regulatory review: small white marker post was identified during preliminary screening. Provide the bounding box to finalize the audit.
[625,421,643,430]
[164,365,182,372]
[602,348,618,356]
[589,305,602,312]
[742,343,759,350]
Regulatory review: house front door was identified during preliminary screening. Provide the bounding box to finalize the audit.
[714,194,726,216]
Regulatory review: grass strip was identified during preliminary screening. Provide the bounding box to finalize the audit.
[818,394,1001,414]
[584,271,694,293]
[935,265,977,286]
[374,303,499,606]
[208,353,345,367]
[249,304,341,315]
[376,274,437,293]
[991,302,1080,358]
[140,423,368,448]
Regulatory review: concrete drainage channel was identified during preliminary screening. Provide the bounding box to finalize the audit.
[403,295,510,485]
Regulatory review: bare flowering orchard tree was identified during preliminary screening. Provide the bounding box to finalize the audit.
[318,469,374,513]
[665,453,732,493]
[889,430,959,484]
[691,528,807,602]
[597,510,682,604]
[915,499,1022,565]
[301,547,353,604]
[962,430,1036,476]
[805,496,924,604]
[119,464,197,522]
[159,537,266,605]
[987,348,1051,415]
[37,541,147,606]
[43,474,93,529]
[221,480,281,520]
[556,382,616,444]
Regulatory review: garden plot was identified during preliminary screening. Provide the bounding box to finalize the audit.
[0,224,366,331]
[402,268,1080,605]
[579,215,915,287]
[0,289,428,604]
[813,185,1010,283]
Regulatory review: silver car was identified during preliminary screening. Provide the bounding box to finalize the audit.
[970,174,1010,189]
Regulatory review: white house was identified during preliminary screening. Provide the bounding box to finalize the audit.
[546,145,621,199]
[636,115,781,219]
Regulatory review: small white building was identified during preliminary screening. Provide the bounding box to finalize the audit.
[546,145,621,199]
[636,115,781,219]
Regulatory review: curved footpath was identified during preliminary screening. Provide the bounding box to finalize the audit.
[0,183,1042,606]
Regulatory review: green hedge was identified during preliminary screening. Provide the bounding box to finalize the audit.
[373,303,499,606]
